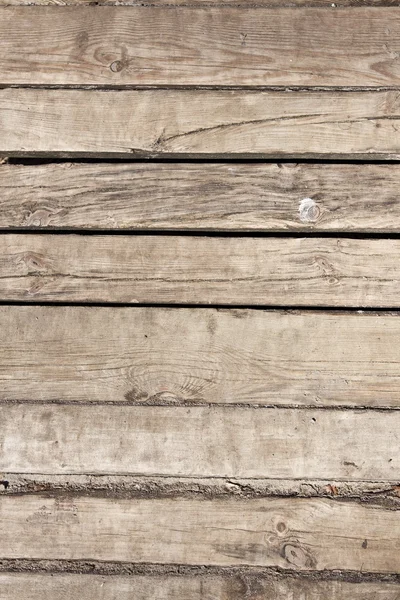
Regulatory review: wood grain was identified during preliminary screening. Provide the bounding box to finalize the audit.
[3,7,400,87]
[0,0,398,5]
[3,89,400,158]
[3,306,400,408]
[5,162,400,232]
[0,495,399,572]
[1,403,399,479]
[4,234,400,306]
[1,573,400,600]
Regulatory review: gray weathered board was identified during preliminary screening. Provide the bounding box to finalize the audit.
[2,7,400,87]
[2,403,399,479]
[0,495,399,573]
[1,574,400,600]
[2,234,400,306]
[3,89,400,158]
[3,162,400,232]
[1,306,400,408]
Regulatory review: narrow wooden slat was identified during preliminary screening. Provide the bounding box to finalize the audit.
[0,495,399,572]
[2,7,400,87]
[1,404,399,479]
[1,573,399,599]
[5,162,400,232]
[0,0,398,6]
[2,89,400,158]
[4,234,400,306]
[3,306,400,408]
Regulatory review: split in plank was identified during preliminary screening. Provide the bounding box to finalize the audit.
[0,495,399,572]
[1,573,400,600]
[1,404,399,479]
[3,306,400,408]
[3,7,400,87]
[4,162,400,232]
[3,89,400,158]
[3,235,400,306]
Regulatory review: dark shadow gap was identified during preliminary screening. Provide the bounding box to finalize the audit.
[0,301,399,313]
[1,229,400,238]
[7,157,400,165]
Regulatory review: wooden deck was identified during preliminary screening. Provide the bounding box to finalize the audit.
[0,2,399,598]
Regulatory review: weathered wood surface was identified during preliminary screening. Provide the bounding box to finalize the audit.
[0,495,399,572]
[0,0,398,5]
[5,234,400,306]
[3,7,400,87]
[4,89,400,158]
[1,404,399,479]
[1,573,400,600]
[3,306,400,408]
[5,162,400,232]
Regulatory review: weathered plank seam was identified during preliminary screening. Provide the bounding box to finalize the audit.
[5,85,400,92]
[0,560,399,583]
[1,398,400,410]
[1,474,400,503]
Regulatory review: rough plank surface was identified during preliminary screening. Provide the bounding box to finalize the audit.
[3,473,399,499]
[0,495,399,573]
[3,89,400,158]
[5,162,400,232]
[3,7,400,87]
[1,404,399,479]
[1,573,400,600]
[3,306,400,408]
[4,235,400,306]
[0,0,398,5]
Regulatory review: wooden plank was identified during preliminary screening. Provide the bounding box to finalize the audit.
[4,234,400,306]
[5,162,400,232]
[1,573,399,600]
[3,89,400,159]
[3,306,400,408]
[2,7,400,87]
[0,0,398,6]
[1,403,399,479]
[0,495,399,572]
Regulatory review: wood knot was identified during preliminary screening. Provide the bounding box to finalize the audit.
[23,208,54,227]
[282,543,316,569]
[18,251,53,275]
[110,60,124,73]
[299,198,321,223]
[276,521,287,534]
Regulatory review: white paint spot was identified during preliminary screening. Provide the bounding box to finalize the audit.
[299,198,320,223]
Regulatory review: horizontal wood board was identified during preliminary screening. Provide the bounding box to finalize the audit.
[4,89,400,158]
[3,235,400,305]
[0,495,399,572]
[3,7,400,87]
[3,306,400,408]
[4,162,400,232]
[1,0,399,5]
[1,403,399,479]
[1,574,400,600]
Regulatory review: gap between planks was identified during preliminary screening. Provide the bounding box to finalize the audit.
[1,474,400,504]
